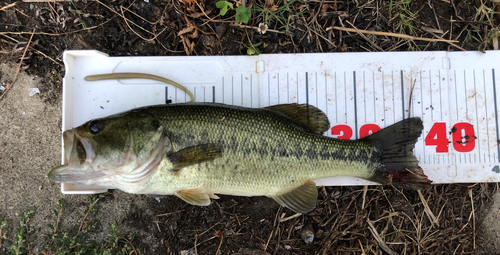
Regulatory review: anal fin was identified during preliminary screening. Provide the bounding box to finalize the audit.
[270,179,318,213]
[175,187,219,206]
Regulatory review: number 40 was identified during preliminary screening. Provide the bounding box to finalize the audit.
[425,122,476,153]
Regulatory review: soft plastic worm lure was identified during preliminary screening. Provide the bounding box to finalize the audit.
[84,73,195,103]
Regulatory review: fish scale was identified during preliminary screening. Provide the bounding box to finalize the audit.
[141,104,381,194]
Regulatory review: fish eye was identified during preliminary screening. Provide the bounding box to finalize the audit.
[88,120,104,135]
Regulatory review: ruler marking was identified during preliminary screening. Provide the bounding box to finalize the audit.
[240,74,243,106]
[474,70,480,163]
[286,73,292,102]
[482,70,491,162]
[410,72,414,119]
[316,72,318,110]
[363,71,366,123]
[325,75,328,124]
[493,69,500,162]
[464,70,469,121]
[296,73,299,103]
[165,87,168,104]
[305,72,309,117]
[382,71,386,126]
[430,70,434,121]
[344,71,347,124]
[250,74,253,107]
[420,71,426,164]
[268,73,270,106]
[335,72,338,123]
[372,71,376,121]
[454,71,458,120]
[212,86,215,103]
[353,71,358,139]
[277,73,281,104]
[400,70,405,119]
[439,70,443,120]
[391,71,396,123]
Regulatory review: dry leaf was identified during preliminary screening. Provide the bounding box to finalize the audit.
[235,0,243,7]
[265,0,274,7]
[181,36,194,55]
[180,0,198,8]
[188,28,199,39]
[321,4,330,13]
[270,5,278,11]
[190,9,211,18]
[178,26,195,36]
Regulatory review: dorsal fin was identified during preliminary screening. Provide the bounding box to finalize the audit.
[265,104,330,135]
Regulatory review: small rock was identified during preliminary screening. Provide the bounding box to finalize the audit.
[155,197,161,202]
[0,85,5,92]
[180,249,196,255]
[202,35,216,46]
[284,245,292,250]
[28,88,40,97]
[234,248,271,255]
[300,224,314,244]
[215,23,229,37]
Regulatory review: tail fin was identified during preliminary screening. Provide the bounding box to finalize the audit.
[365,117,432,189]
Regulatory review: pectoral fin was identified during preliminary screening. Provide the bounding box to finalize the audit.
[265,104,330,135]
[167,144,222,172]
[175,187,219,206]
[270,180,318,213]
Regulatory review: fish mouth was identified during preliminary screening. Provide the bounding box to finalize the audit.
[48,130,103,183]
[49,128,167,188]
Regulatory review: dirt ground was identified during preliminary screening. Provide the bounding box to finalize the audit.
[1,0,500,254]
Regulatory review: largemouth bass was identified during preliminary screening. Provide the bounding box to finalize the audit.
[49,103,431,213]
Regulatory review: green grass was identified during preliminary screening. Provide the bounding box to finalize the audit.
[388,0,420,36]
[0,195,141,255]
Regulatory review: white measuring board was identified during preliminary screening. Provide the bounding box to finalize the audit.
[60,50,500,194]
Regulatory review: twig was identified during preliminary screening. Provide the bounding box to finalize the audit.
[366,219,397,255]
[418,190,439,227]
[215,233,224,255]
[194,234,198,255]
[408,78,416,118]
[361,185,368,210]
[232,23,284,34]
[327,26,459,43]
[469,189,476,250]
[120,6,169,42]
[78,197,99,233]
[345,20,384,51]
[183,8,216,35]
[0,17,115,36]
[0,29,35,101]
[279,213,302,222]
[264,207,282,251]
[156,209,185,217]
[116,230,138,255]
[22,0,73,1]
[426,30,466,51]
[0,2,16,11]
